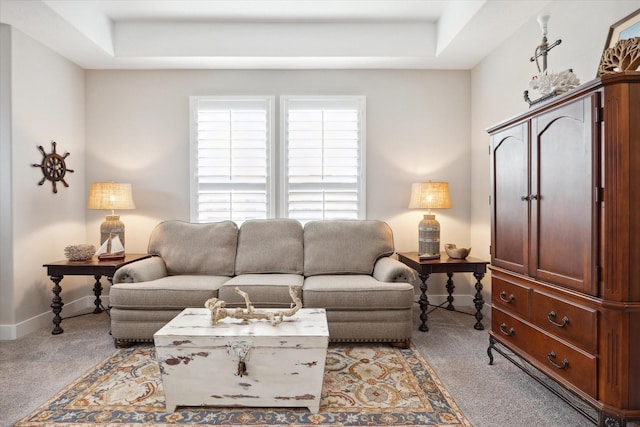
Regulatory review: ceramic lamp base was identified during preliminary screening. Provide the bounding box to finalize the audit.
[418,214,440,257]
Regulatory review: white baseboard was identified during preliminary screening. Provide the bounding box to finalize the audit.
[0,295,110,340]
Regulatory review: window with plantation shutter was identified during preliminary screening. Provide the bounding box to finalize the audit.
[281,96,366,222]
[190,97,275,223]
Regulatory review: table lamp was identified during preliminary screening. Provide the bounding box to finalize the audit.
[408,182,451,258]
[87,182,136,250]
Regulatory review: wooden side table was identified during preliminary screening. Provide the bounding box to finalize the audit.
[43,253,151,334]
[397,252,489,332]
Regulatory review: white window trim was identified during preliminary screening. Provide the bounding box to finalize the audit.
[279,95,366,221]
[189,95,276,223]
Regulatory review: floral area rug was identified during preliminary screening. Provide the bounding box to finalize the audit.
[16,343,471,426]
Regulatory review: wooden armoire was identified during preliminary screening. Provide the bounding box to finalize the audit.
[487,72,640,426]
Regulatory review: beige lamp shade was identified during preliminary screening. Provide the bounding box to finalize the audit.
[87,182,136,211]
[408,182,452,210]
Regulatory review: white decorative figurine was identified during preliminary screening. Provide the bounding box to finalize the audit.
[524,14,580,106]
[205,285,302,326]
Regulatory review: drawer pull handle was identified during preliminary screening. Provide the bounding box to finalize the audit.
[547,351,569,370]
[499,323,515,336]
[499,291,515,303]
[547,311,569,328]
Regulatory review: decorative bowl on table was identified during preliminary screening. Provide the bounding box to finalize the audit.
[444,243,471,259]
[64,244,96,261]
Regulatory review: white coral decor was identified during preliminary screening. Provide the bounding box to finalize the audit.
[64,244,96,261]
[529,69,580,95]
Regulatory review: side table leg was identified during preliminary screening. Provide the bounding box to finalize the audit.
[93,275,103,314]
[445,272,455,310]
[472,272,485,330]
[50,275,64,334]
[418,273,430,332]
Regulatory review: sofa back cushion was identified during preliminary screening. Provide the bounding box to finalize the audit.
[303,220,394,276]
[147,220,238,276]
[235,219,304,274]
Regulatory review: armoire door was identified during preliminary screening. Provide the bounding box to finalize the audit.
[530,94,600,295]
[490,122,529,275]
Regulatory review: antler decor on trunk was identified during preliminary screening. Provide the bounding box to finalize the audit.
[205,285,302,326]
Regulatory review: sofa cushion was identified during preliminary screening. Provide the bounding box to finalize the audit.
[235,219,303,274]
[302,275,414,310]
[303,220,395,276]
[109,275,230,309]
[219,274,304,308]
[147,220,238,276]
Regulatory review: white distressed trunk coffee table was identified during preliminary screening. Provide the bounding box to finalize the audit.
[153,308,329,413]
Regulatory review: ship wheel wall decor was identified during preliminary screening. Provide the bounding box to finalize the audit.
[32,141,74,193]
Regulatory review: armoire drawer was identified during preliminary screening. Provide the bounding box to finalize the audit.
[530,291,597,352]
[491,307,597,398]
[491,275,530,318]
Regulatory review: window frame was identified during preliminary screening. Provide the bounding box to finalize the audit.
[279,95,366,222]
[189,95,276,223]
[189,95,366,223]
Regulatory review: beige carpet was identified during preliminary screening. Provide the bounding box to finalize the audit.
[15,342,471,426]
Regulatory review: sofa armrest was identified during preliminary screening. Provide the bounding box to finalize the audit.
[113,256,168,284]
[372,257,416,283]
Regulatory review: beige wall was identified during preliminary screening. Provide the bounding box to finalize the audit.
[0,24,13,330]
[0,26,86,338]
[470,1,640,301]
[85,69,472,265]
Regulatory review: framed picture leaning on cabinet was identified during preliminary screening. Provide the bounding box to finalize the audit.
[603,8,640,51]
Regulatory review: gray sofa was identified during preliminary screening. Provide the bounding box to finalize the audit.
[110,218,416,347]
